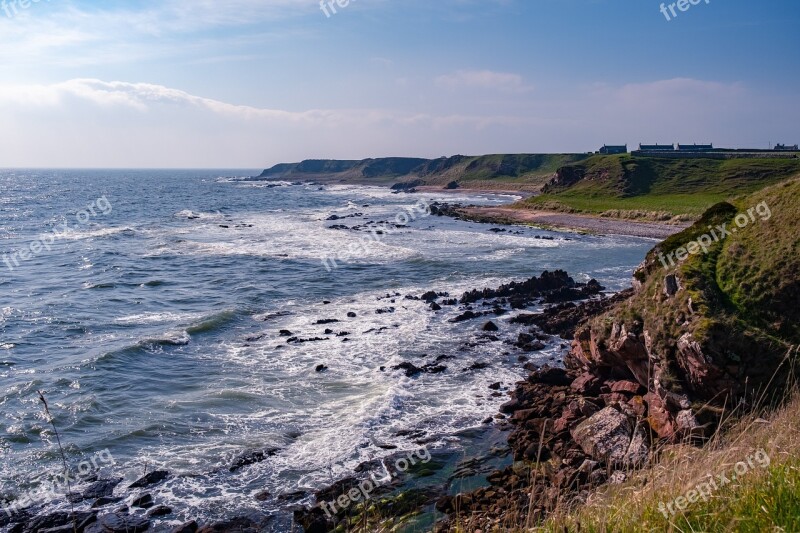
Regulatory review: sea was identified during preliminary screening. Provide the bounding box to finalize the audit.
[0,169,655,529]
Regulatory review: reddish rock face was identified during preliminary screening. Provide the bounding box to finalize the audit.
[571,372,602,395]
[611,380,644,395]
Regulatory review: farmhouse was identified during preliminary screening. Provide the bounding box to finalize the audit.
[599,145,627,155]
[639,144,675,151]
[677,143,714,152]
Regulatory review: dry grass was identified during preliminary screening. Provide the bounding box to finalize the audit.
[531,351,800,533]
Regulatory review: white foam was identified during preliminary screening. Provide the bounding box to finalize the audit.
[113,312,206,325]
[60,226,134,240]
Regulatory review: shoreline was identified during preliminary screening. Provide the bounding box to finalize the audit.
[454,206,689,239]
[413,185,538,199]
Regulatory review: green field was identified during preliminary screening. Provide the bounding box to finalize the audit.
[520,155,800,218]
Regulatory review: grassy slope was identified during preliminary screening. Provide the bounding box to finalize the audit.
[531,178,800,532]
[416,154,590,188]
[519,155,800,218]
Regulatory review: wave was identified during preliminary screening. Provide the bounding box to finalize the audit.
[185,310,238,335]
[83,282,116,290]
[141,330,191,347]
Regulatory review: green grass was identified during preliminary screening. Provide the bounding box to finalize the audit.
[417,153,592,187]
[519,155,800,218]
[522,192,720,217]
[534,387,800,533]
[671,462,800,533]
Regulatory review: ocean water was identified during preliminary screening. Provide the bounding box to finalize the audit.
[0,169,655,525]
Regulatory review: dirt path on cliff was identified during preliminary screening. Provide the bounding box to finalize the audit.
[461,206,689,239]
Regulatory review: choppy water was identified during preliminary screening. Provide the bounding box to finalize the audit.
[0,169,654,525]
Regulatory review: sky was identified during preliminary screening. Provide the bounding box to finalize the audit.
[0,0,798,168]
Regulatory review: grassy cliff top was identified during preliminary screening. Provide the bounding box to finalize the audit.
[257,153,590,188]
[518,155,800,218]
[586,175,800,402]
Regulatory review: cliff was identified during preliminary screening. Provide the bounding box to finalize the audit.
[436,176,800,531]
[256,154,590,189]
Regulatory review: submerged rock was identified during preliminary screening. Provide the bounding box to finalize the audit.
[229,449,279,472]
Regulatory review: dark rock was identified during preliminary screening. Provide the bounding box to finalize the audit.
[146,505,172,517]
[278,330,293,337]
[129,470,171,489]
[430,302,442,311]
[420,291,439,303]
[315,319,339,325]
[570,373,603,396]
[664,274,680,297]
[315,364,328,372]
[22,512,84,533]
[482,321,499,332]
[91,496,123,509]
[347,312,357,318]
[131,494,153,509]
[293,507,331,533]
[171,521,198,533]
[82,478,123,500]
[229,449,279,472]
[451,310,481,323]
[97,513,150,533]
[392,362,447,377]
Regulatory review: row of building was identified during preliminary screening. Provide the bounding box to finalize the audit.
[598,143,799,155]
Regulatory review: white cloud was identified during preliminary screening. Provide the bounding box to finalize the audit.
[0,77,795,167]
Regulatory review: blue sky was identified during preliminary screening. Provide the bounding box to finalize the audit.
[0,0,797,167]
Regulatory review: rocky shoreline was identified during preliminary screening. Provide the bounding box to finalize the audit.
[9,193,771,533]
[291,273,633,532]
[1,269,626,533]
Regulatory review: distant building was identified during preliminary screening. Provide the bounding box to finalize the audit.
[774,143,799,151]
[639,143,675,151]
[677,143,714,152]
[599,145,627,154]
